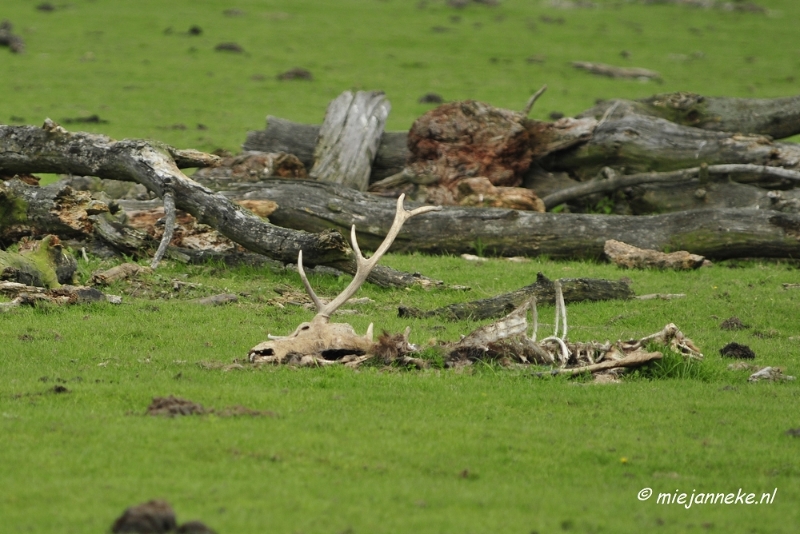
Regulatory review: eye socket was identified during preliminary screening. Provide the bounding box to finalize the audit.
[300,325,310,331]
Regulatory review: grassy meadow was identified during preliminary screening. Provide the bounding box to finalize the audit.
[2,0,800,533]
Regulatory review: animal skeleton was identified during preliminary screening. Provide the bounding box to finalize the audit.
[248,195,441,366]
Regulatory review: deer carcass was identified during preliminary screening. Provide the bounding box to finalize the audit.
[248,195,441,366]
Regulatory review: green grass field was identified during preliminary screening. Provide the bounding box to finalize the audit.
[2,1,800,532]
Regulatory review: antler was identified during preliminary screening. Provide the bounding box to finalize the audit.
[298,194,441,322]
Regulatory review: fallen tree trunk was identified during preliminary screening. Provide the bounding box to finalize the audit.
[310,91,390,190]
[398,272,634,321]
[221,179,800,259]
[541,113,800,181]
[244,117,409,182]
[541,164,800,210]
[578,92,800,140]
[0,122,443,288]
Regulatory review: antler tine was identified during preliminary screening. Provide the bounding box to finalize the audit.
[315,194,441,320]
[297,250,324,312]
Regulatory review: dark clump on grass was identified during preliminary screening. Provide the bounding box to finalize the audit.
[786,428,800,437]
[418,92,444,104]
[214,42,243,53]
[720,316,748,330]
[147,395,206,417]
[111,499,217,534]
[720,342,756,359]
[277,67,313,80]
[146,395,275,418]
[62,114,108,124]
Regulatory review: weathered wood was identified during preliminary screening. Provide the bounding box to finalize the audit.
[310,91,390,191]
[244,117,409,182]
[541,164,800,210]
[221,179,800,259]
[572,61,661,80]
[578,92,800,140]
[0,122,443,288]
[398,272,634,321]
[0,179,109,243]
[604,240,706,270]
[0,235,76,288]
[542,113,800,181]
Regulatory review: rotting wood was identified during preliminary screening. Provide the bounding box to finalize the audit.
[0,280,121,310]
[0,122,443,288]
[577,92,800,140]
[542,113,800,181]
[310,91,390,191]
[243,117,409,182]
[398,272,634,321]
[0,235,77,288]
[220,179,800,260]
[571,61,661,80]
[541,164,800,210]
[604,239,706,270]
[90,262,151,285]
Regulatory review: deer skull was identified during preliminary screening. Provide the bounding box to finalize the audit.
[248,195,441,366]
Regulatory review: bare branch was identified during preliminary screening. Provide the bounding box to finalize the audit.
[150,189,176,269]
[522,85,548,117]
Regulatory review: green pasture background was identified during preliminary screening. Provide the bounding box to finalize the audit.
[2,0,800,153]
[2,1,800,533]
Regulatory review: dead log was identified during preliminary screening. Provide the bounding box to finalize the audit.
[577,92,800,140]
[542,113,800,181]
[0,178,109,243]
[244,117,409,182]
[398,272,634,321]
[541,164,800,210]
[243,107,596,185]
[571,61,661,80]
[0,235,76,288]
[0,122,443,288]
[221,179,800,259]
[0,280,121,310]
[190,151,307,190]
[310,91,390,190]
[603,240,706,270]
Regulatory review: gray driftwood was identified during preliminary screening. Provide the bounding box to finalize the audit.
[0,122,442,288]
[244,117,409,182]
[541,164,800,210]
[220,179,800,260]
[310,91,390,191]
[578,92,800,140]
[541,113,800,181]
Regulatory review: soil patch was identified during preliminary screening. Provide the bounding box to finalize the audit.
[720,342,756,359]
[145,395,275,418]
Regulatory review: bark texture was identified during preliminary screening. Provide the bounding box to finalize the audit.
[310,91,390,190]
[542,113,800,181]
[0,122,441,288]
[243,117,409,182]
[579,92,800,139]
[220,179,800,259]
